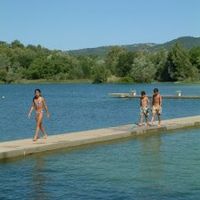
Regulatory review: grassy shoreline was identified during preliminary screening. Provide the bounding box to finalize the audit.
[0,79,93,84]
[1,78,200,85]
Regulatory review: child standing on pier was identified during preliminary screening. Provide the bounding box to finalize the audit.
[138,91,150,126]
[28,89,50,141]
[151,88,162,126]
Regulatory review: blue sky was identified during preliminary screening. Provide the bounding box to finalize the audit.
[0,0,199,50]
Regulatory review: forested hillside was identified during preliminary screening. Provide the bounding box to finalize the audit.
[0,37,200,83]
[68,36,200,56]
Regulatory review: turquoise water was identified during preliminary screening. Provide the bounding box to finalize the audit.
[1,83,200,199]
[0,83,200,141]
[1,128,200,199]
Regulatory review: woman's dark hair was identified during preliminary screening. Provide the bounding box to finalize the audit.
[33,89,42,102]
[141,91,146,96]
[35,89,41,94]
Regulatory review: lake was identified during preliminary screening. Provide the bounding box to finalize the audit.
[0,83,200,141]
[0,83,200,199]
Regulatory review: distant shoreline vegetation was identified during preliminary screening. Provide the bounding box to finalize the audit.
[0,37,200,84]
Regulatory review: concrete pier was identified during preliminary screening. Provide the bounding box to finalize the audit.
[1,115,200,161]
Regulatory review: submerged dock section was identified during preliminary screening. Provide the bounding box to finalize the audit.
[1,115,200,160]
[109,93,200,99]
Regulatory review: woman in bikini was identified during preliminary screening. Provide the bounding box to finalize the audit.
[28,89,50,141]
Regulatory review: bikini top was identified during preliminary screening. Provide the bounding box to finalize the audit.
[34,98,43,109]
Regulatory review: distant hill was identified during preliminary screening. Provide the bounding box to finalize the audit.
[151,36,200,51]
[68,43,157,57]
[68,36,200,57]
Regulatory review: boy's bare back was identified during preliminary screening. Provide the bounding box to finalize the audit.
[152,94,162,106]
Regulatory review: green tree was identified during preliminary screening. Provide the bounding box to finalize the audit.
[150,50,168,81]
[105,46,125,74]
[189,47,200,70]
[78,56,94,78]
[130,54,156,82]
[0,54,10,70]
[164,43,198,81]
[11,40,24,48]
[14,48,37,69]
[92,65,109,83]
[25,57,45,79]
[116,51,136,77]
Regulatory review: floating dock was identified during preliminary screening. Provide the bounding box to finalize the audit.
[109,93,200,99]
[1,115,200,161]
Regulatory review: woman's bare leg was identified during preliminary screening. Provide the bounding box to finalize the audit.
[33,114,43,141]
[39,123,48,139]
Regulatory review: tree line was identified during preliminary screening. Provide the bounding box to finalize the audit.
[0,40,200,83]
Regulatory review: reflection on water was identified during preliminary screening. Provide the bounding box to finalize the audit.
[138,135,163,184]
[1,128,200,199]
[31,156,50,200]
